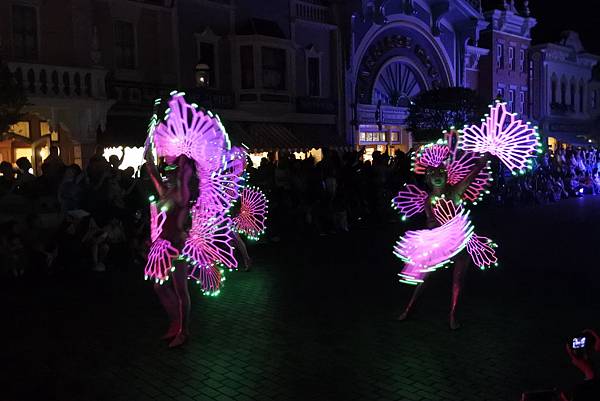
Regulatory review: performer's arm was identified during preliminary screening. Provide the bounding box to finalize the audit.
[144,142,166,197]
[454,153,490,196]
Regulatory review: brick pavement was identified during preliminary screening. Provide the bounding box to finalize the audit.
[2,197,600,401]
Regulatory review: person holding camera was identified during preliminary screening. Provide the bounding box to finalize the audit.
[561,329,600,401]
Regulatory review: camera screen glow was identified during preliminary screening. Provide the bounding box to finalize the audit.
[573,337,586,349]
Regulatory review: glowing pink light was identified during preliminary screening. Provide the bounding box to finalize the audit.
[195,148,245,217]
[188,264,224,295]
[232,186,268,240]
[446,151,492,203]
[182,211,238,271]
[413,144,450,174]
[149,203,166,243]
[466,234,498,269]
[153,94,229,172]
[459,102,540,172]
[394,210,474,284]
[391,184,428,219]
[431,198,498,269]
[145,239,180,283]
[431,197,462,224]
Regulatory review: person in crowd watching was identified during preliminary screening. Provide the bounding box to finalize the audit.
[0,161,15,196]
[561,329,600,401]
[12,157,36,196]
[41,145,65,190]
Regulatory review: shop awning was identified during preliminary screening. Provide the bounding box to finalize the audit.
[225,121,345,152]
[99,114,150,147]
[546,132,591,147]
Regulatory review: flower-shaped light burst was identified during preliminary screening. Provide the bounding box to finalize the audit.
[391,184,428,220]
[446,151,492,203]
[459,102,540,173]
[395,210,474,285]
[182,211,238,271]
[233,186,268,240]
[195,149,245,217]
[188,264,224,296]
[466,234,498,270]
[153,94,230,172]
[145,239,180,283]
[413,143,450,175]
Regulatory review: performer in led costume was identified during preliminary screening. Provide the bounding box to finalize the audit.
[144,150,195,347]
[143,93,269,346]
[393,101,541,329]
[144,93,241,347]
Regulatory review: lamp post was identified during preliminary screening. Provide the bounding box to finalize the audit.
[195,63,210,88]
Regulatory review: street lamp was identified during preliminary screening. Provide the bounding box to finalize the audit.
[195,63,210,87]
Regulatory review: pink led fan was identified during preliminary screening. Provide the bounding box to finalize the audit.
[181,210,238,272]
[431,198,498,270]
[413,143,450,174]
[195,147,246,218]
[145,239,180,283]
[391,184,428,220]
[394,210,474,284]
[232,186,269,240]
[153,94,229,173]
[446,151,492,203]
[459,102,540,173]
[188,264,224,296]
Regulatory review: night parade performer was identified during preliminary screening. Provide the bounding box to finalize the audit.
[143,92,268,348]
[392,101,541,330]
[144,145,195,347]
[396,152,490,330]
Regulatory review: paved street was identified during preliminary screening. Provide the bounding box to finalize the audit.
[3,197,600,401]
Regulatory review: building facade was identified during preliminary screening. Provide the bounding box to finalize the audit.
[175,0,345,155]
[530,31,600,147]
[343,0,489,153]
[477,2,536,118]
[0,0,178,168]
[0,0,114,169]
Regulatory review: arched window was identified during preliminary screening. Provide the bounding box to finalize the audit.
[570,78,576,107]
[579,80,585,112]
[560,76,567,105]
[551,74,557,104]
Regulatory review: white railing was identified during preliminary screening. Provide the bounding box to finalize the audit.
[7,62,109,99]
[295,0,331,24]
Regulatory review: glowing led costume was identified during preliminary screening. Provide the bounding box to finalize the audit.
[144,93,270,295]
[393,102,539,284]
[232,186,269,241]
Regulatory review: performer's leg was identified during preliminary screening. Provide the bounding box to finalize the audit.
[153,282,179,339]
[234,232,252,271]
[396,278,429,321]
[169,259,191,348]
[450,253,469,330]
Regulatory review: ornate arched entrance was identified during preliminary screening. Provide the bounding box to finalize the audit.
[349,15,454,154]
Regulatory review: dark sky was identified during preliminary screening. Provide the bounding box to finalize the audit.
[483,0,599,54]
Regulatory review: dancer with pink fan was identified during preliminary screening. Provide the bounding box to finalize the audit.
[393,101,540,329]
[143,93,246,347]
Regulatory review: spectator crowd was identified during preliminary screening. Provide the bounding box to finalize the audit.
[1,143,599,279]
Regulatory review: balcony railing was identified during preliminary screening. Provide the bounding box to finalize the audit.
[8,62,109,99]
[463,0,482,13]
[297,96,336,114]
[294,0,332,25]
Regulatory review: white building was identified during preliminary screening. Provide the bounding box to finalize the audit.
[530,31,600,148]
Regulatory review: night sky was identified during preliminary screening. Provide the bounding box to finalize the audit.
[483,0,599,54]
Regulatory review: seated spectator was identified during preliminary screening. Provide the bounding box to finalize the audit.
[12,157,36,196]
[580,173,595,195]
